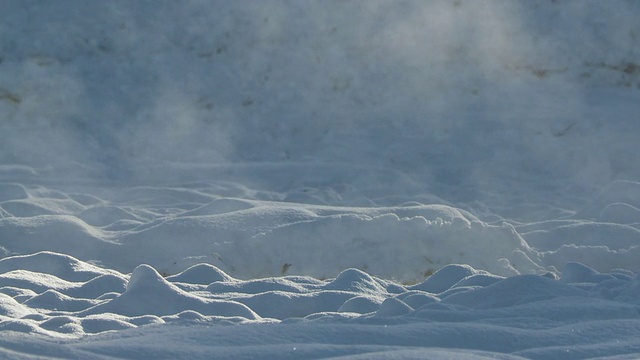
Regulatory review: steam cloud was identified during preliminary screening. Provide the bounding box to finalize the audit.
[1,0,639,204]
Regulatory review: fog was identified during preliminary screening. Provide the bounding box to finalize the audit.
[1,0,639,207]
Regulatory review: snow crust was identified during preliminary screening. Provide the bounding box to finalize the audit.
[2,0,640,358]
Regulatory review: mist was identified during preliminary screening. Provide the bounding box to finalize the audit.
[1,0,639,208]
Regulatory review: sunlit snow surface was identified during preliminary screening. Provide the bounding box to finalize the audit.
[1,177,640,359]
[1,250,640,359]
[2,0,640,359]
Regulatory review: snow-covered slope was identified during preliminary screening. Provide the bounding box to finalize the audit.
[1,0,640,358]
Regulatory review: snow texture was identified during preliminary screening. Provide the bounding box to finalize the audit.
[1,0,640,358]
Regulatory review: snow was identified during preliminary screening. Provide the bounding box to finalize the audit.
[1,0,640,358]
[2,252,640,358]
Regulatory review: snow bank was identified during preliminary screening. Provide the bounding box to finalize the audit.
[1,251,639,359]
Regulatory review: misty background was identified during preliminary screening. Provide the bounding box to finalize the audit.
[1,0,639,209]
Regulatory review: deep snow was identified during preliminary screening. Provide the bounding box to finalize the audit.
[2,252,640,359]
[2,0,640,358]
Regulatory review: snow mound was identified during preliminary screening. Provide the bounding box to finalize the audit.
[0,293,32,318]
[409,264,478,293]
[442,275,587,309]
[374,297,414,317]
[23,289,99,312]
[0,198,85,217]
[581,180,640,219]
[0,183,29,202]
[82,264,259,319]
[0,270,78,293]
[561,262,617,284]
[182,198,255,216]
[324,268,387,295]
[63,274,128,299]
[0,216,111,261]
[338,295,383,314]
[3,183,640,282]
[0,252,636,334]
[77,206,145,227]
[166,263,234,285]
[0,251,638,358]
[599,202,640,224]
[0,251,115,282]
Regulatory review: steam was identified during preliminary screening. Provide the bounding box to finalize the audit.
[1,1,639,206]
